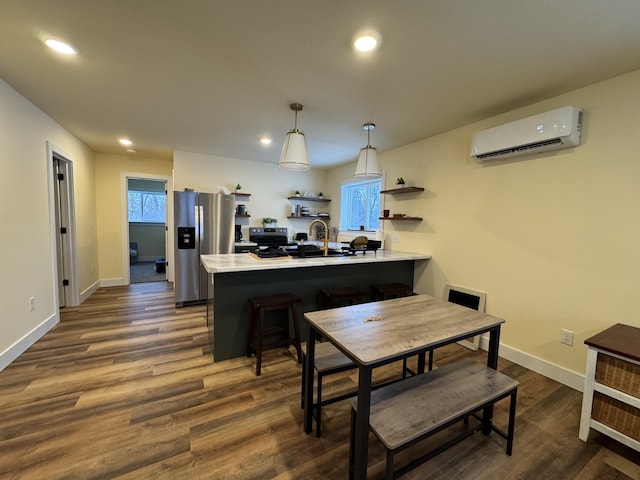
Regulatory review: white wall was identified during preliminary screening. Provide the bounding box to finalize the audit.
[329,69,640,386]
[173,150,327,242]
[0,79,98,370]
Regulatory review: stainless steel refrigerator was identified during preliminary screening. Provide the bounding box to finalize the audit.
[174,190,235,306]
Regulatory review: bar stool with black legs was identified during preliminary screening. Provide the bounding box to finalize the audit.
[319,286,367,309]
[247,293,302,376]
[370,282,414,301]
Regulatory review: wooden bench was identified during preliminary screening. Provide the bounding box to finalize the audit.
[349,358,518,479]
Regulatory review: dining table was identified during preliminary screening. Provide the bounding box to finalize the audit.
[302,294,505,480]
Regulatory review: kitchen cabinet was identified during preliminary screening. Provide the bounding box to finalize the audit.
[579,324,640,452]
[380,186,424,221]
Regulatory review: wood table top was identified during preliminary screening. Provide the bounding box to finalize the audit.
[304,294,505,366]
[584,323,640,362]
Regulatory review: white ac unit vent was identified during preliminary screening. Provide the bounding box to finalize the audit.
[470,106,583,162]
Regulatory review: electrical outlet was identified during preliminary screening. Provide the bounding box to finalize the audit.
[561,329,574,346]
[28,297,35,312]
[392,235,398,243]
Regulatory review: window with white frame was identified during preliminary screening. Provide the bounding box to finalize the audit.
[128,191,166,223]
[340,178,382,231]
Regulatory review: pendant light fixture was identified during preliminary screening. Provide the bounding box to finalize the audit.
[278,103,310,171]
[354,123,382,178]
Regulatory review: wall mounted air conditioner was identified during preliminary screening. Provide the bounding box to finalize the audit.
[470,106,583,162]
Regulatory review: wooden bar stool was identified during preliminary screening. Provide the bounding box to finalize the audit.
[370,282,413,300]
[247,293,302,376]
[319,286,367,309]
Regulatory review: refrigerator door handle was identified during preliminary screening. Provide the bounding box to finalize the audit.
[197,204,203,264]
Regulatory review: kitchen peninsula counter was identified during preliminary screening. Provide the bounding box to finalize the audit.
[201,250,431,362]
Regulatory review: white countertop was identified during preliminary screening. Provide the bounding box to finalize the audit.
[201,250,431,274]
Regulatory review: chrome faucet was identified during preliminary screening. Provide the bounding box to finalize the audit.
[309,219,329,256]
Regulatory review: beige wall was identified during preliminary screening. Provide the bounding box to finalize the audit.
[173,150,327,242]
[330,69,640,379]
[0,79,97,368]
[94,153,173,284]
[3,63,639,386]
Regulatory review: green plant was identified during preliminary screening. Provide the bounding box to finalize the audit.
[318,192,323,197]
[263,217,277,224]
[396,177,406,185]
[295,190,300,195]
[235,183,242,191]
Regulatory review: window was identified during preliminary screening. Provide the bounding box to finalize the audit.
[340,179,381,231]
[128,191,166,223]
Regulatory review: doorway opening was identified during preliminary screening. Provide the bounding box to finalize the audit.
[126,177,168,284]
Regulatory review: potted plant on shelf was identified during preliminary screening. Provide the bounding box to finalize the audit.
[235,183,242,192]
[263,217,277,228]
[396,177,406,185]
[318,192,323,198]
[295,190,301,197]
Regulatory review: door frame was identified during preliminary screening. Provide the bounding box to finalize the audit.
[120,172,173,285]
[46,141,80,307]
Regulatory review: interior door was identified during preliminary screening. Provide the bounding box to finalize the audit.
[53,155,72,307]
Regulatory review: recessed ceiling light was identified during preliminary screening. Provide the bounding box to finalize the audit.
[44,39,77,55]
[353,31,381,52]
[259,137,272,145]
[118,138,133,146]
[126,149,137,154]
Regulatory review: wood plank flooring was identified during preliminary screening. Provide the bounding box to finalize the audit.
[1,282,639,479]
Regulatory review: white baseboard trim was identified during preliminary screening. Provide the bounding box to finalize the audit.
[0,313,59,372]
[478,335,585,392]
[101,277,126,287]
[80,279,101,303]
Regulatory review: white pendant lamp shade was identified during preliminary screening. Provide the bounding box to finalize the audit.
[279,130,309,171]
[278,103,310,171]
[354,123,382,178]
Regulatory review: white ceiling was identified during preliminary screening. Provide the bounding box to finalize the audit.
[2,0,640,169]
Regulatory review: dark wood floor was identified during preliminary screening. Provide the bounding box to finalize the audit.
[1,282,638,479]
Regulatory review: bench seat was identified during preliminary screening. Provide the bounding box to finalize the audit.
[349,357,518,479]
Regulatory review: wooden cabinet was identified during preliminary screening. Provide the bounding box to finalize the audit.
[579,323,640,451]
[380,186,424,221]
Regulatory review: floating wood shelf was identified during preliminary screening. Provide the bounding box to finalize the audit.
[235,214,251,218]
[287,196,331,202]
[287,215,331,220]
[381,186,425,195]
[379,216,423,221]
[233,192,251,197]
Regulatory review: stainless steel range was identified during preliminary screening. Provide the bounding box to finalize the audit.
[248,227,289,247]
